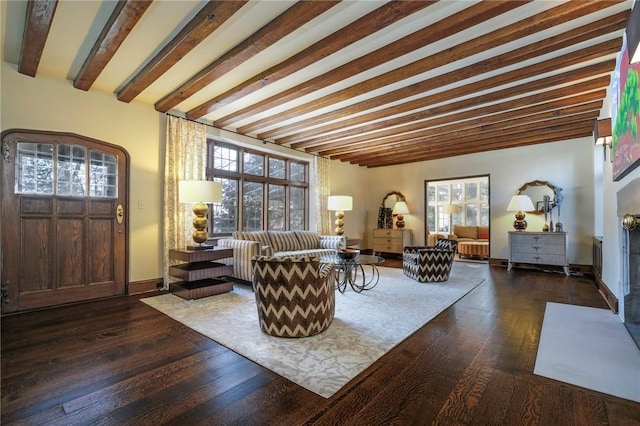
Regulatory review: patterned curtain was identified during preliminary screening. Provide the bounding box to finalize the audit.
[312,155,331,235]
[162,115,207,288]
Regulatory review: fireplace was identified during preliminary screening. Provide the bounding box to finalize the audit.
[618,178,640,349]
[623,223,640,348]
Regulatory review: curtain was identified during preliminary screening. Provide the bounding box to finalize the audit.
[313,155,332,235]
[162,115,207,288]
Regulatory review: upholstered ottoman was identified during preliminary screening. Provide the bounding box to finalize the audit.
[251,256,335,337]
[458,241,489,260]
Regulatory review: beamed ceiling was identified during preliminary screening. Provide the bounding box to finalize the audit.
[2,0,633,167]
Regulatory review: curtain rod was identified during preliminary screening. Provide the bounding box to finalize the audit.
[166,113,325,160]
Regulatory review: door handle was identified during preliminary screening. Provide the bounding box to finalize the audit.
[116,204,124,224]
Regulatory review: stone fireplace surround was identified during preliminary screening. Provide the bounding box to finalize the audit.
[617,178,640,348]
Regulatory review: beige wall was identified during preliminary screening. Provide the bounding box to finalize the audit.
[1,63,164,282]
[331,138,597,265]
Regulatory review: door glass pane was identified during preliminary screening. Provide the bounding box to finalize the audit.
[452,183,463,202]
[480,203,489,226]
[243,182,263,231]
[268,184,285,230]
[15,142,54,194]
[268,158,285,179]
[244,152,264,176]
[57,144,86,196]
[213,178,237,233]
[437,185,449,202]
[466,204,478,225]
[427,185,435,202]
[89,151,117,197]
[427,205,435,232]
[465,183,478,200]
[290,186,305,230]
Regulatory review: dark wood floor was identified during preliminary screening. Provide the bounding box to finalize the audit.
[3,263,640,425]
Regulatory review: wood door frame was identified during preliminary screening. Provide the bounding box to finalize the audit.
[0,129,130,312]
[424,174,491,243]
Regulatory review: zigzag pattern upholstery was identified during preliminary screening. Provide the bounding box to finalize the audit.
[251,255,336,338]
[402,239,458,283]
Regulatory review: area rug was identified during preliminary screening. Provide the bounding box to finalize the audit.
[534,302,640,403]
[141,263,485,398]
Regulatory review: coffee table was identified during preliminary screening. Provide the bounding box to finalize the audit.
[458,241,489,260]
[321,254,385,293]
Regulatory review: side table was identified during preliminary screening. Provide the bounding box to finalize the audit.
[168,247,234,300]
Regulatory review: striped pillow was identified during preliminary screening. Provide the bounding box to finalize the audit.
[268,231,301,252]
[234,231,272,248]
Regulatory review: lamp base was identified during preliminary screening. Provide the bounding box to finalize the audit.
[396,214,405,229]
[187,244,214,251]
[513,211,527,231]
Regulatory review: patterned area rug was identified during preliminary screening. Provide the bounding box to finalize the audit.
[141,263,486,398]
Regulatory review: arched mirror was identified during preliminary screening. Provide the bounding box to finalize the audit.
[516,180,557,214]
[381,191,406,209]
[378,191,406,228]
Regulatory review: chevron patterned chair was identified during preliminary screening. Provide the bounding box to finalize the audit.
[402,239,458,283]
[251,255,336,338]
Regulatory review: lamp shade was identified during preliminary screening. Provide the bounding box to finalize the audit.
[328,195,352,211]
[441,203,460,214]
[392,201,409,215]
[507,195,535,212]
[179,180,222,203]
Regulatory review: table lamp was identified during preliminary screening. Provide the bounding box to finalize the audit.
[441,203,461,233]
[328,195,352,236]
[179,180,222,250]
[507,194,535,231]
[392,201,409,228]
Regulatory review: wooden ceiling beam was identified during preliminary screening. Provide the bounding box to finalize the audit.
[298,83,606,152]
[73,0,152,91]
[355,121,595,167]
[247,0,621,138]
[154,1,337,112]
[360,126,595,167]
[344,118,598,165]
[117,1,246,103]
[213,0,525,127]
[18,0,58,77]
[281,11,628,146]
[319,99,603,157]
[262,35,620,142]
[186,0,435,119]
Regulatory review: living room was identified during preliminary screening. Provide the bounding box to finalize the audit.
[2,0,640,422]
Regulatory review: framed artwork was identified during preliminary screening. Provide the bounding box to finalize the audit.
[611,38,640,181]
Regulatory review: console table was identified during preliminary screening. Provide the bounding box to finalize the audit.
[373,228,412,255]
[168,247,234,299]
[508,231,569,276]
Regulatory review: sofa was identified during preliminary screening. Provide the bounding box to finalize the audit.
[427,225,489,246]
[218,230,345,281]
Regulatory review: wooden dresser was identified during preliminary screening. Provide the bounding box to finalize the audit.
[508,231,569,276]
[373,228,412,255]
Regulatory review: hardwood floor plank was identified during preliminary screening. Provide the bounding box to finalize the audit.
[3,265,639,425]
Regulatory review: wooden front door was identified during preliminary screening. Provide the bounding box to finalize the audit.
[1,130,128,313]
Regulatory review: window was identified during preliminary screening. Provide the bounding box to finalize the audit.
[15,142,117,198]
[208,140,309,235]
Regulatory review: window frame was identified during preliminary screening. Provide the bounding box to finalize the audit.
[207,139,309,236]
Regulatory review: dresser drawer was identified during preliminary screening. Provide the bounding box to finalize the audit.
[511,242,566,255]
[373,229,403,239]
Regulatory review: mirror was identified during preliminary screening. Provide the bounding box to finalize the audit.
[381,191,406,209]
[378,191,406,228]
[516,180,557,215]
